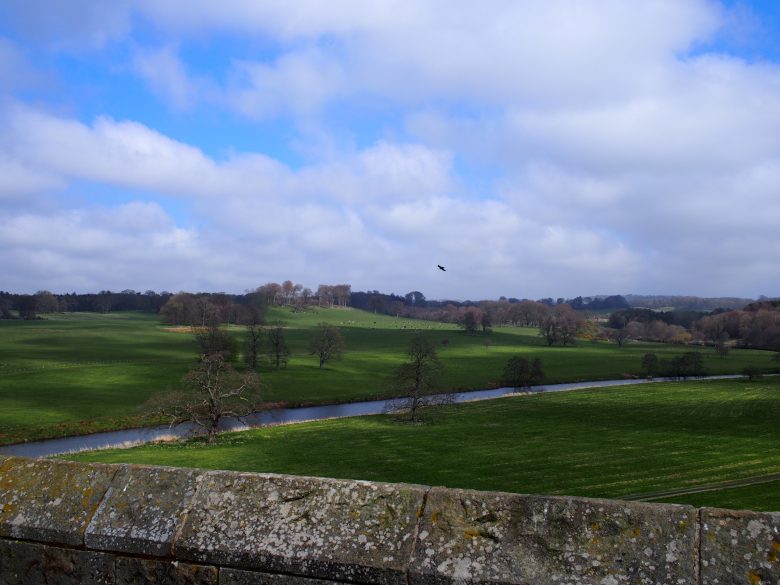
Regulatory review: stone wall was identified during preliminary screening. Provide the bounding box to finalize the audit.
[0,455,778,584]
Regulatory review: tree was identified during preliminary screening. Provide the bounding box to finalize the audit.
[531,357,544,385]
[241,306,265,370]
[460,309,479,334]
[669,351,705,379]
[309,323,345,368]
[714,333,730,358]
[266,323,290,369]
[503,356,544,389]
[317,285,334,307]
[159,293,193,325]
[641,352,659,379]
[145,353,261,444]
[742,366,764,381]
[34,291,59,313]
[607,327,631,348]
[194,324,236,359]
[539,304,583,346]
[389,333,448,422]
[16,295,38,320]
[481,311,493,333]
[404,291,427,307]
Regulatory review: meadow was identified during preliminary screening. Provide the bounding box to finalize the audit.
[0,306,776,445]
[69,377,780,512]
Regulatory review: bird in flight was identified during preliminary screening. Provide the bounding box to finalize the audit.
[437,265,446,271]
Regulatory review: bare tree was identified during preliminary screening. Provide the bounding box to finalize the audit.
[194,323,236,358]
[641,352,659,379]
[317,285,334,307]
[145,354,261,444]
[267,322,290,369]
[503,356,544,389]
[715,335,730,358]
[481,311,493,333]
[539,304,584,346]
[34,290,59,313]
[607,327,630,348]
[240,306,265,370]
[308,323,345,368]
[388,333,449,423]
[460,309,480,334]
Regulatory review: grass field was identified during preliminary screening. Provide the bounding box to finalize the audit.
[0,307,776,445]
[68,377,780,512]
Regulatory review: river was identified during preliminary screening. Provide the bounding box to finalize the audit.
[0,375,746,458]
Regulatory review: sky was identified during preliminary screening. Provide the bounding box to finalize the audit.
[1,0,780,300]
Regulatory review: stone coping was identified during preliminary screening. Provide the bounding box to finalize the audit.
[0,455,778,584]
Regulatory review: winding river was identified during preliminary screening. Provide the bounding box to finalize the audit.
[0,375,746,458]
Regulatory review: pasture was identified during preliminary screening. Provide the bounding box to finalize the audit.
[0,307,776,444]
[68,377,780,512]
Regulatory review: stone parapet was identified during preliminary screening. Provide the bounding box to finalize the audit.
[0,455,778,584]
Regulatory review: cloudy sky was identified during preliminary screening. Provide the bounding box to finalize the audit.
[1,1,779,300]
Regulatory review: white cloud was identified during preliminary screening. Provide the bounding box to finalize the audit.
[130,0,722,112]
[2,1,780,298]
[1,103,226,197]
[0,155,63,198]
[0,202,204,292]
[133,45,217,111]
[227,48,346,119]
[0,0,131,50]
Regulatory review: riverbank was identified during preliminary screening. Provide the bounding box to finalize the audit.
[66,376,780,512]
[0,374,750,458]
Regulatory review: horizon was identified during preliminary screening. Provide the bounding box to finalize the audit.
[2,287,766,306]
[2,1,780,299]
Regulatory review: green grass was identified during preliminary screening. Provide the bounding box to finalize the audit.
[68,377,780,512]
[649,481,780,510]
[0,312,196,443]
[0,307,776,444]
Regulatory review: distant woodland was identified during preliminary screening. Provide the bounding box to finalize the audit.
[2,284,778,351]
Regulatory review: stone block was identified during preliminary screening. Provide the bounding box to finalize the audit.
[177,471,427,585]
[0,457,118,546]
[115,557,218,584]
[219,568,346,585]
[0,539,114,585]
[700,507,780,585]
[86,464,204,557]
[409,488,697,585]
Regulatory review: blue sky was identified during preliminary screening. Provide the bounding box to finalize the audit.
[1,1,780,300]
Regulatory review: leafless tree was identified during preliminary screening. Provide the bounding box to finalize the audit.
[502,355,544,389]
[267,322,290,369]
[145,354,262,444]
[317,285,334,307]
[539,304,584,345]
[240,306,265,370]
[34,290,59,313]
[607,327,631,347]
[387,333,450,423]
[308,323,345,368]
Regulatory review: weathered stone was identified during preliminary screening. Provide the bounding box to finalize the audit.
[0,457,118,546]
[219,568,347,585]
[0,539,115,585]
[700,507,780,585]
[115,557,218,584]
[177,471,427,585]
[409,488,697,585]
[86,464,204,557]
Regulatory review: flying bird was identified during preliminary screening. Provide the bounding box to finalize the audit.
[437,265,446,271]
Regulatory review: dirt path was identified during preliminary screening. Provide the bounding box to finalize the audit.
[622,472,780,501]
